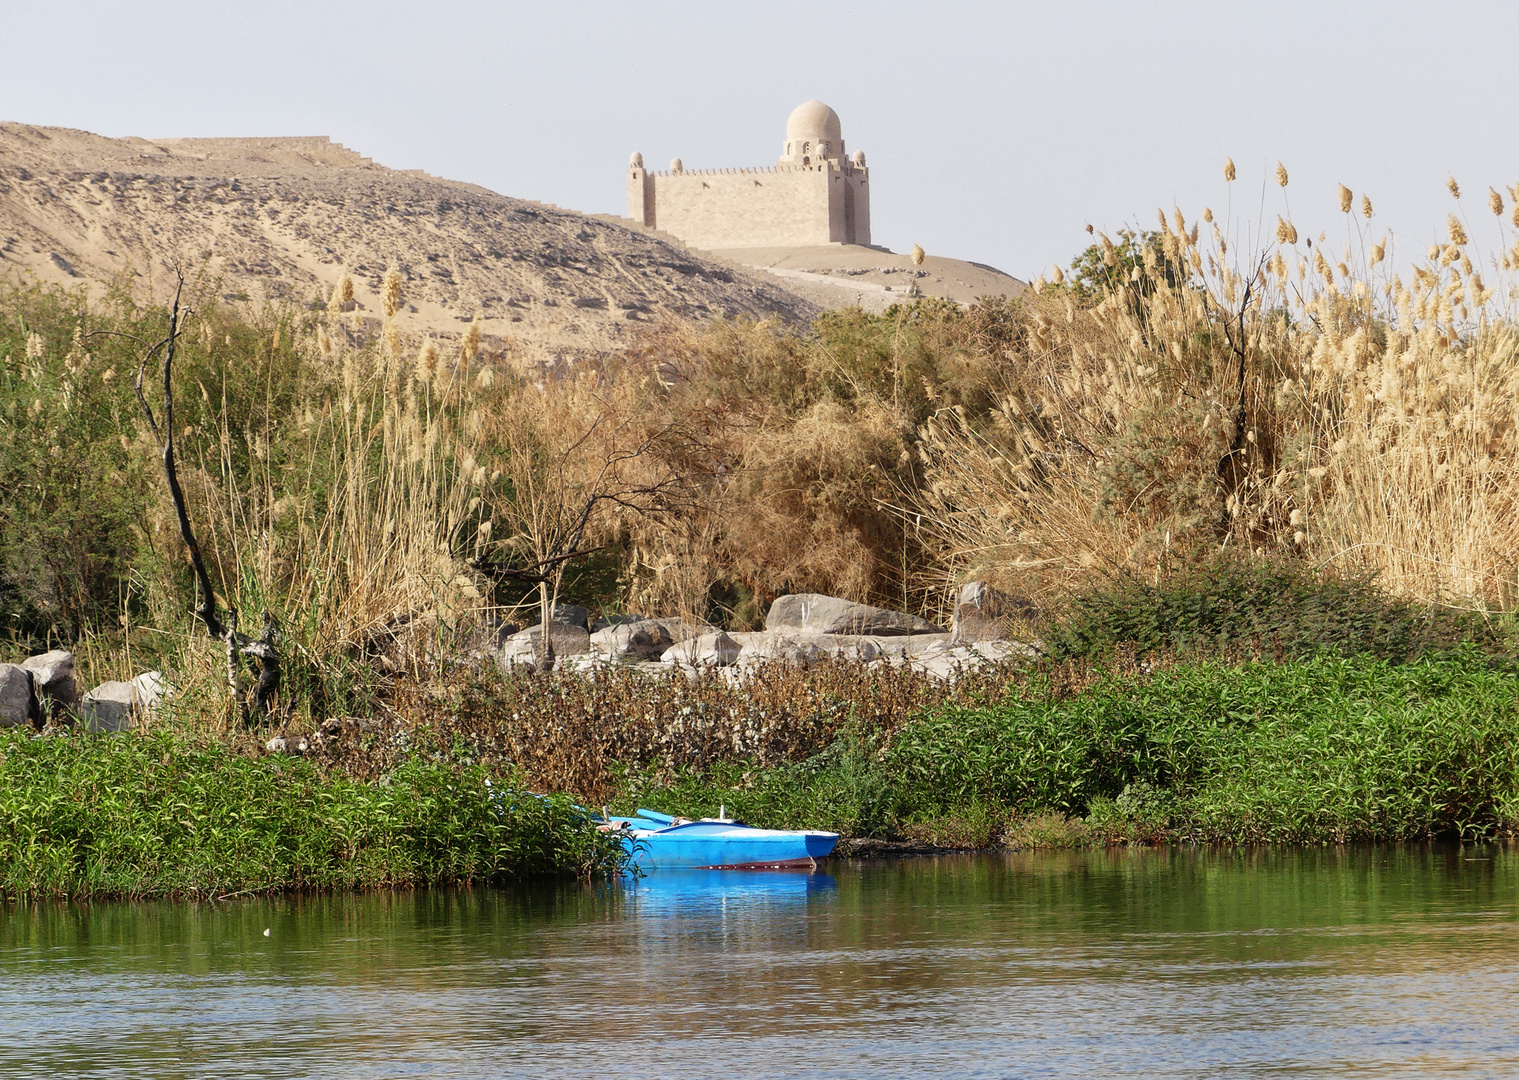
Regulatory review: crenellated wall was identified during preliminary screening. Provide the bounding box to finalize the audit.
[628,161,869,249]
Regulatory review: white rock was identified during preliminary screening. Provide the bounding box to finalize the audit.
[498,624,591,673]
[661,631,741,667]
[132,671,173,712]
[765,593,942,636]
[732,631,828,667]
[590,618,676,660]
[22,650,76,706]
[560,653,613,675]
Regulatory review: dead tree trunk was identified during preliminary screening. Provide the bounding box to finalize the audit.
[133,274,280,723]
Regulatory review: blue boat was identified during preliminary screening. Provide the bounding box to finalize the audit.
[605,808,838,870]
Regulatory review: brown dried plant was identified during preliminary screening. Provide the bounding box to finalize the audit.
[197,317,490,673]
[909,170,1519,611]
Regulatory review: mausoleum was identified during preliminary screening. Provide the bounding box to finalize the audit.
[628,100,870,249]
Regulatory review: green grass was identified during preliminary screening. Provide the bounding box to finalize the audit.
[0,729,624,899]
[616,649,1519,847]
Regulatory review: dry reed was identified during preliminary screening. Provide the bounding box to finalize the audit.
[911,168,1519,610]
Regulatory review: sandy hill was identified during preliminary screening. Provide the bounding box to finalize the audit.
[704,244,1026,314]
[0,124,819,355]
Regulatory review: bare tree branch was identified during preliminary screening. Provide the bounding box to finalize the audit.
[133,269,280,721]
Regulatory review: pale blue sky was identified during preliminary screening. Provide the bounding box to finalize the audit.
[5,1,1517,279]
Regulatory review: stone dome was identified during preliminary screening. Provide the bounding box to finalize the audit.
[786,100,842,144]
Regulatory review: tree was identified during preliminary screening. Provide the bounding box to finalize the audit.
[1062,228,1190,300]
[128,274,280,721]
[471,371,691,671]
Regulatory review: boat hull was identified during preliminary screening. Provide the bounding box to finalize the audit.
[618,821,838,870]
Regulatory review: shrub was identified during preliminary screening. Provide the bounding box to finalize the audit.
[0,728,623,899]
[1041,559,1497,662]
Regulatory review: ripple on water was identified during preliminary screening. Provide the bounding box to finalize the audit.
[3,846,1519,1078]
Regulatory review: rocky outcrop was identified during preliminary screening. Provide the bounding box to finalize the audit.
[0,664,33,728]
[488,593,1033,683]
[78,681,139,733]
[764,593,941,636]
[591,618,677,660]
[729,631,893,666]
[497,624,593,672]
[22,650,77,707]
[952,581,1036,643]
[661,631,742,667]
[132,671,172,711]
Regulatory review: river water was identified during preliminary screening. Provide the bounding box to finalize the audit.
[3,845,1518,1078]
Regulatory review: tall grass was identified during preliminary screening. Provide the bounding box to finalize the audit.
[912,171,1519,611]
[208,317,489,665]
[9,165,1519,709]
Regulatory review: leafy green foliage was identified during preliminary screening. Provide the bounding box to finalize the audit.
[1061,228,1189,299]
[1041,560,1496,663]
[893,650,1519,843]
[0,730,625,899]
[619,651,1519,846]
[0,276,329,646]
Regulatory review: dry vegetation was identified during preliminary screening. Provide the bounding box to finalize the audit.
[8,164,1519,867]
[5,162,1518,735]
[916,168,1519,613]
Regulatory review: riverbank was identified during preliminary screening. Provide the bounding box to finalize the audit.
[0,730,623,900]
[611,649,1519,848]
[6,646,1516,900]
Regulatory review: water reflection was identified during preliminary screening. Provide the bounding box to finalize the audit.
[2,845,1517,1078]
[625,866,836,908]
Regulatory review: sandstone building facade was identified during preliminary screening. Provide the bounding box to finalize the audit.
[628,100,870,249]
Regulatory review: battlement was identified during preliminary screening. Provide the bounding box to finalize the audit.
[645,163,849,178]
[628,101,869,249]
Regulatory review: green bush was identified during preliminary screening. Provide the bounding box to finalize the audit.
[0,277,328,645]
[0,729,624,898]
[893,650,1519,842]
[621,651,1519,846]
[1041,560,1496,663]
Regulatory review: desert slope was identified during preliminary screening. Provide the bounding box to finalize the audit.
[0,124,818,354]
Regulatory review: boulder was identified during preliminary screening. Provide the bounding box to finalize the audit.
[559,653,614,676]
[79,681,138,733]
[490,620,522,647]
[22,650,76,706]
[132,670,173,712]
[498,623,592,673]
[588,612,647,633]
[733,631,889,666]
[0,664,34,728]
[661,631,741,667]
[539,604,590,630]
[953,581,1035,643]
[734,632,828,667]
[590,618,676,660]
[764,593,941,636]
